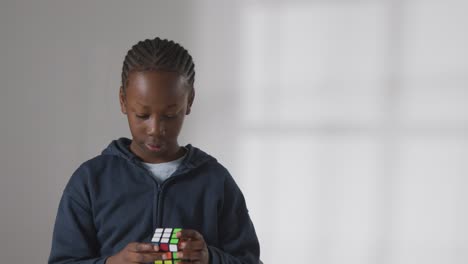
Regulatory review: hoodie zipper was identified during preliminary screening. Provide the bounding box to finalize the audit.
[132,163,161,233]
[154,168,191,228]
[135,160,193,231]
[155,183,162,229]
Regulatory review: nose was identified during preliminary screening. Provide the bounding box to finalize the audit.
[147,117,166,137]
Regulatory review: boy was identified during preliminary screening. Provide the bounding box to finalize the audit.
[48,37,260,264]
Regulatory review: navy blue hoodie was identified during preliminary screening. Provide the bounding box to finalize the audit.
[48,138,260,264]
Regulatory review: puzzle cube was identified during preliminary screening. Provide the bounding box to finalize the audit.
[152,228,182,264]
[154,255,181,264]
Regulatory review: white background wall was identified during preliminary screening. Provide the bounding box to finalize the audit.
[1,0,467,263]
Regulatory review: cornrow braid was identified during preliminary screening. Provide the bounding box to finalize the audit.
[121,37,195,95]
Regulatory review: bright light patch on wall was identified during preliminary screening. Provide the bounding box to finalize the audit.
[238,3,388,263]
[239,3,388,127]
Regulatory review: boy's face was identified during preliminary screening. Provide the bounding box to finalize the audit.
[119,70,194,163]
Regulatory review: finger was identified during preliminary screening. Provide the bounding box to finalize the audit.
[179,240,205,251]
[130,242,159,252]
[178,250,206,261]
[177,229,204,241]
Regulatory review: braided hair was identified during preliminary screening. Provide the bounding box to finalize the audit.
[121,37,195,95]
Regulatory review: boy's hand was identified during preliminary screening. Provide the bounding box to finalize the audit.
[177,229,209,264]
[106,242,166,264]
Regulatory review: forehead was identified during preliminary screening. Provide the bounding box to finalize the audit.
[126,70,188,107]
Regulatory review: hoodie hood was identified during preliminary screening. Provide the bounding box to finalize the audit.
[101,137,215,173]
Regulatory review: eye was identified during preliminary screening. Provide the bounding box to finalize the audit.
[164,114,177,119]
[135,114,150,120]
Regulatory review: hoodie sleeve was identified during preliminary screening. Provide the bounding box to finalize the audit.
[208,173,261,264]
[48,165,108,264]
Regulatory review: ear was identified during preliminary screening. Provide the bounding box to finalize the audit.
[119,87,127,115]
[186,88,195,115]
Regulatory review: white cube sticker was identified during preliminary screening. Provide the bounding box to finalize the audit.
[169,244,178,252]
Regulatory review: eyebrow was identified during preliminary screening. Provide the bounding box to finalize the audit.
[135,101,178,109]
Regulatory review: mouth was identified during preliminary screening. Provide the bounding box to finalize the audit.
[145,143,163,152]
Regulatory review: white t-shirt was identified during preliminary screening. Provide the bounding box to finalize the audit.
[142,151,187,183]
